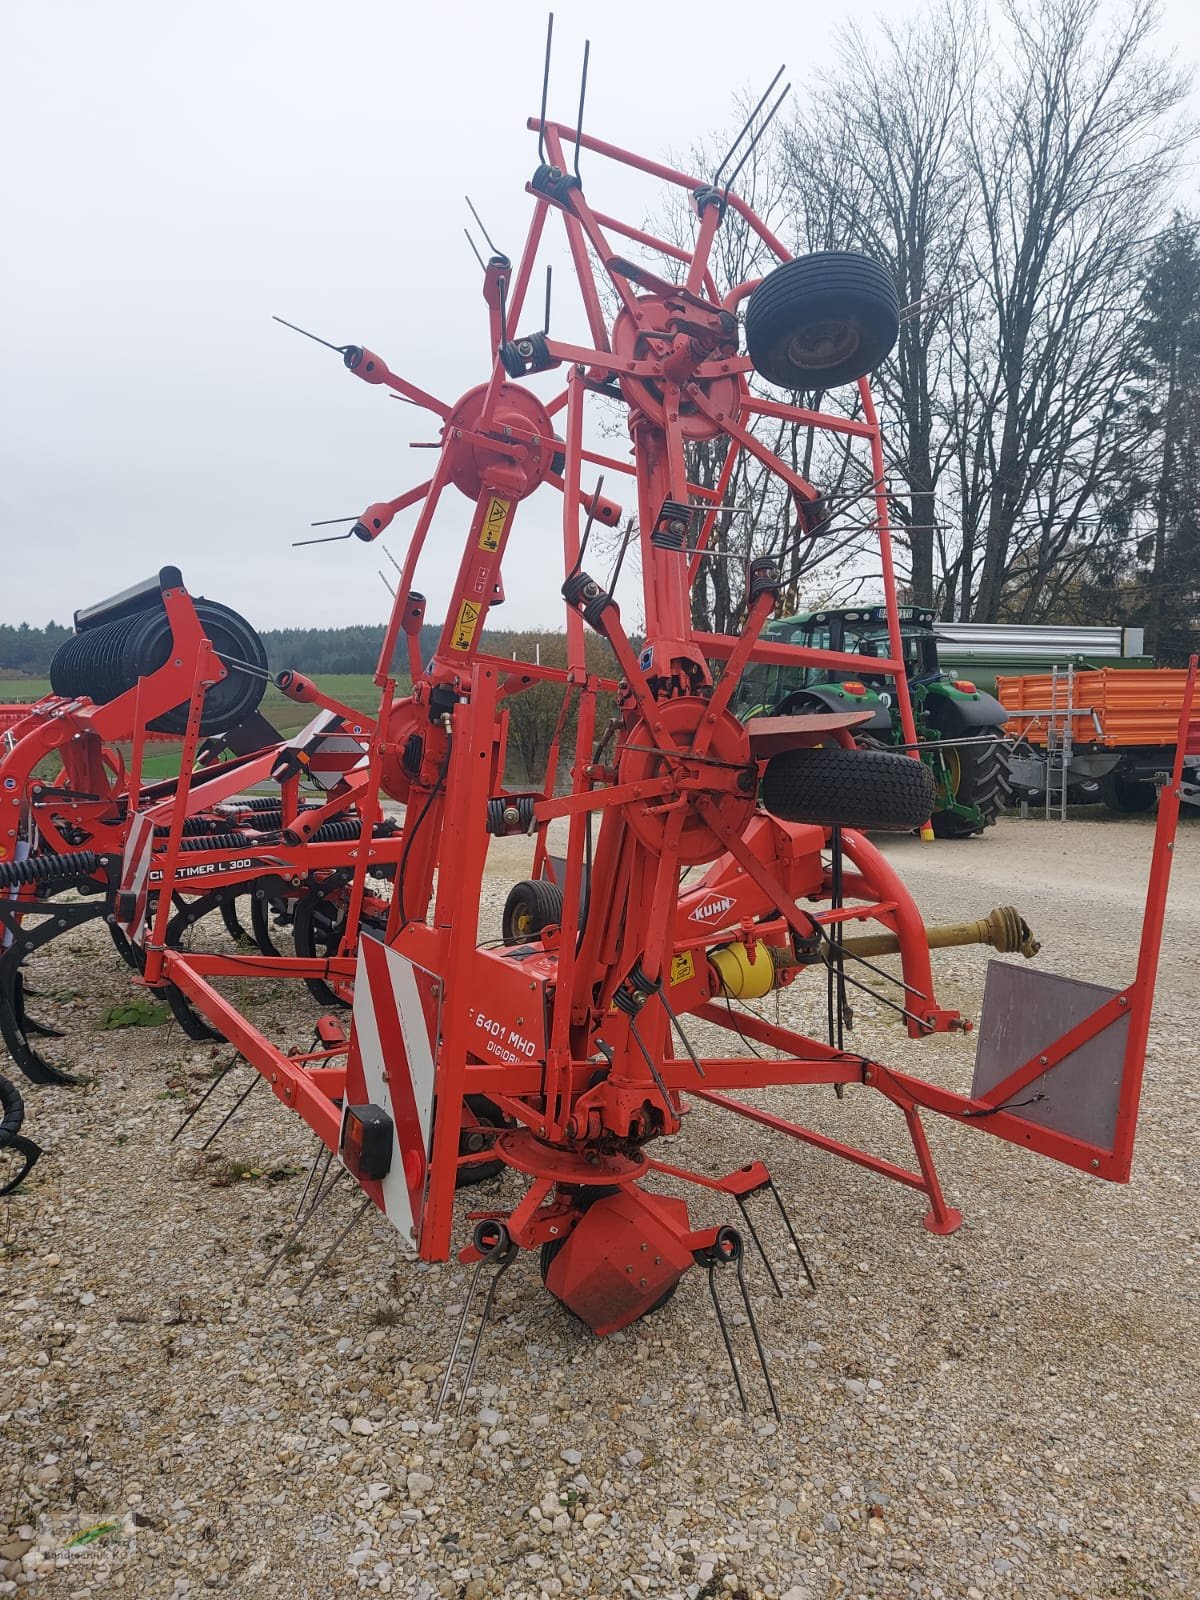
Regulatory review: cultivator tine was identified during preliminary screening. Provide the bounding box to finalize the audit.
[259,1163,345,1287]
[704,1227,782,1423]
[0,958,80,1086]
[198,1071,261,1149]
[11,975,63,1039]
[434,1223,517,1422]
[170,1059,238,1143]
[295,1195,374,1299]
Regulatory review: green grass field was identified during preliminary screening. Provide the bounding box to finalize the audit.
[0,672,397,781]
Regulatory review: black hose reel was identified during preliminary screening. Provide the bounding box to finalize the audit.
[49,566,268,736]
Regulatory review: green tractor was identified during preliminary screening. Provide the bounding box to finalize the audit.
[734,604,1013,838]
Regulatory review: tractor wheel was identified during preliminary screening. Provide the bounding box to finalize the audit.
[1100,771,1156,814]
[502,879,564,945]
[761,746,936,830]
[930,733,1013,838]
[744,252,899,390]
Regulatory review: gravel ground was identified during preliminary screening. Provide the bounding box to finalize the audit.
[2,813,1199,1600]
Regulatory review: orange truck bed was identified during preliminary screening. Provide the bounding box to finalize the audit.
[997,668,1200,751]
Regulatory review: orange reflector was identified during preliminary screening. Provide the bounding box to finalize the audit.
[956,680,977,694]
[842,682,868,696]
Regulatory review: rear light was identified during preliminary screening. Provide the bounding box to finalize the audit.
[341,1103,393,1181]
[956,680,977,694]
[842,682,868,696]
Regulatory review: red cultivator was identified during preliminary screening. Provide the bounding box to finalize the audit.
[5,38,1195,1414]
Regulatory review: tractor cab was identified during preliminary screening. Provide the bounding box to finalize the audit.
[733,603,1015,838]
[733,604,940,718]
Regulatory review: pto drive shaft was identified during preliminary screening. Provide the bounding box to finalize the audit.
[829,905,1040,962]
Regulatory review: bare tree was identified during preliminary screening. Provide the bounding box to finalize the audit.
[782,2,979,607]
[961,0,1192,619]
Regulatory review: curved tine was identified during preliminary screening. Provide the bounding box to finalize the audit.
[219,895,250,945]
[735,1251,782,1423]
[435,1265,488,1422]
[707,1259,748,1414]
[0,963,79,1086]
[9,965,63,1039]
[198,1072,261,1150]
[0,1134,41,1196]
[295,1143,334,1220]
[258,1165,347,1288]
[170,1060,237,1143]
[455,1245,517,1417]
[734,1194,782,1298]
[767,1178,816,1292]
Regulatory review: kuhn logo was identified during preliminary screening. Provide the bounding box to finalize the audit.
[688,895,736,925]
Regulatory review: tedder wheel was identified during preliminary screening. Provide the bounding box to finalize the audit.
[761,746,936,830]
[456,1095,505,1188]
[1100,771,1157,814]
[501,878,564,946]
[744,252,900,390]
[930,733,1012,839]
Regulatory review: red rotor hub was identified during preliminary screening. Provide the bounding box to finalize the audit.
[442,382,557,500]
[617,695,756,865]
[611,295,743,440]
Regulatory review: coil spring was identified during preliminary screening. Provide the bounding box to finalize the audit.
[220,795,283,813]
[177,832,257,853]
[612,960,659,1016]
[309,817,398,844]
[0,850,102,889]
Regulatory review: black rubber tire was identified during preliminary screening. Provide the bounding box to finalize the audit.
[761,746,936,830]
[502,879,564,945]
[1100,771,1156,814]
[49,597,267,737]
[930,733,1013,838]
[745,252,900,389]
[455,1095,505,1188]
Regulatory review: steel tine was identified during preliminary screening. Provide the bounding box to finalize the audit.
[294,1142,333,1220]
[768,1178,816,1291]
[734,1195,783,1298]
[295,1196,373,1299]
[198,1072,261,1150]
[170,1062,236,1143]
[435,1258,489,1422]
[707,1259,748,1414]
[735,1251,782,1423]
[455,1245,516,1417]
[258,1166,346,1287]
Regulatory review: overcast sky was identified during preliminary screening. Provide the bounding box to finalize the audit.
[2,0,1198,636]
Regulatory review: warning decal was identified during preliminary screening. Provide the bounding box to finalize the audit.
[669,952,696,986]
[450,599,482,651]
[479,496,512,552]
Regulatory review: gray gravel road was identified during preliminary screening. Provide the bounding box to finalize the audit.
[1,813,1198,1599]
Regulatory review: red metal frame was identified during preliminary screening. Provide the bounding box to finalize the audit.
[151,117,1191,1336]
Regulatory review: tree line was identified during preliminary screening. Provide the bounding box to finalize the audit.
[669,0,1199,662]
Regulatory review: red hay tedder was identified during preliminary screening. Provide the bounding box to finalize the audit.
[3,34,1196,1412]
